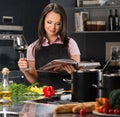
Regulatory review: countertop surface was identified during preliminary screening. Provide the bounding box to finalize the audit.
[0,102,101,117]
[0,94,101,117]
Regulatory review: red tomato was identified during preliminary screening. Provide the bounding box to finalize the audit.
[102,107,109,114]
[113,109,120,115]
[108,109,114,114]
[80,109,86,115]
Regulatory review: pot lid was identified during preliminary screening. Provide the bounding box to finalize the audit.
[103,73,120,77]
[76,69,101,73]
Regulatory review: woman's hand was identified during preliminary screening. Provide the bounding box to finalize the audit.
[18,58,28,72]
[62,64,75,74]
[52,64,75,74]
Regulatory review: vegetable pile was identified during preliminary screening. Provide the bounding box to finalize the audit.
[10,83,55,104]
[95,89,120,115]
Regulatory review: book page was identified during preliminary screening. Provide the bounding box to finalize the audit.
[37,59,101,73]
[37,59,78,73]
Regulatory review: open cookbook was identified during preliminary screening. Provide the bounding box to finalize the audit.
[37,59,101,73]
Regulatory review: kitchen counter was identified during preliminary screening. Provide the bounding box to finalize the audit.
[0,102,100,117]
[0,93,101,117]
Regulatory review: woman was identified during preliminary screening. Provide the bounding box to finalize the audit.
[18,3,80,89]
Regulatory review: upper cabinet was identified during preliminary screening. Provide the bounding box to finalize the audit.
[74,0,120,33]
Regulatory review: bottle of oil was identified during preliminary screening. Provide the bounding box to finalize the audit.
[1,68,12,102]
[113,9,119,30]
[108,9,114,31]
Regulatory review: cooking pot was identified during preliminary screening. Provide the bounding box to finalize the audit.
[101,73,120,98]
[63,69,120,102]
[63,69,102,102]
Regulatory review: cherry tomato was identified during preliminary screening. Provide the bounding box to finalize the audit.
[113,109,120,115]
[102,107,109,114]
[80,109,86,115]
[108,109,114,114]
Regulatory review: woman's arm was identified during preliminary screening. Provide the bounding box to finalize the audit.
[62,38,81,74]
[70,54,80,62]
[18,58,38,84]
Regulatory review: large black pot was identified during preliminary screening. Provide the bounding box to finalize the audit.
[71,69,102,102]
[101,74,120,98]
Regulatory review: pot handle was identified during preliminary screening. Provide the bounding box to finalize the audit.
[92,84,104,89]
[63,78,72,84]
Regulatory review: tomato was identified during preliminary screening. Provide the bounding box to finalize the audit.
[80,109,86,115]
[113,109,120,115]
[95,97,110,113]
[102,107,109,114]
[108,109,114,114]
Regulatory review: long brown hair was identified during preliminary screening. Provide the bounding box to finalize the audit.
[33,3,69,53]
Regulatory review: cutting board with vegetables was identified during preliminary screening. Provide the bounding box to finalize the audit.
[10,83,58,103]
[10,83,68,104]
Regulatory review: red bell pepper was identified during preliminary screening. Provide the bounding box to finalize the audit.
[95,97,110,113]
[43,86,55,97]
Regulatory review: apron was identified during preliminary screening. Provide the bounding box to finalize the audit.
[35,44,71,90]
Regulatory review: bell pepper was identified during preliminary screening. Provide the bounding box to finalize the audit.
[43,86,55,97]
[95,97,110,113]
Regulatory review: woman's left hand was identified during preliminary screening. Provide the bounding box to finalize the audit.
[62,64,75,74]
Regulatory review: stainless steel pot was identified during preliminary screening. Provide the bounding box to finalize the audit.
[92,72,120,98]
[63,68,120,102]
[101,73,120,98]
[71,69,102,102]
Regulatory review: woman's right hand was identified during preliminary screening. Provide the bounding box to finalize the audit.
[18,58,28,72]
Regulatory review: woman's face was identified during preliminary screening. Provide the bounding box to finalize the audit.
[44,11,61,37]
